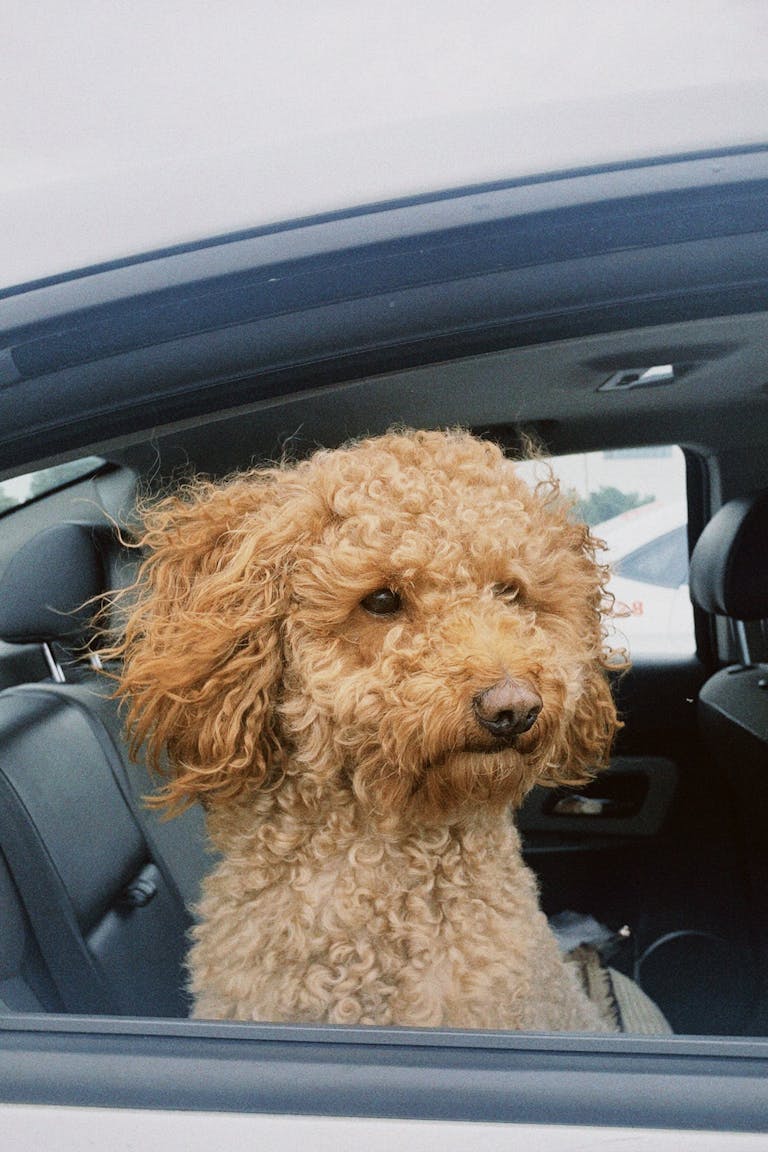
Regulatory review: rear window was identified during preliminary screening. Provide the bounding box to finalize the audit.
[517,446,695,658]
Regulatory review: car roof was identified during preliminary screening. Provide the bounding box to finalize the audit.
[4,147,768,486]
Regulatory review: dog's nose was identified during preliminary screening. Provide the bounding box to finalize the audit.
[473,678,542,740]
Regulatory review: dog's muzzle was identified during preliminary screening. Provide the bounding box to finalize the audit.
[473,677,542,744]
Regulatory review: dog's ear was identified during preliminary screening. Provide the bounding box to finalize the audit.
[116,470,320,810]
[531,509,624,790]
[543,666,621,790]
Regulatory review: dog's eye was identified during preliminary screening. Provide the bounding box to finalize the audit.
[361,588,402,616]
[493,583,520,602]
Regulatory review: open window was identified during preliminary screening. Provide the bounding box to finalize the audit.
[519,445,694,658]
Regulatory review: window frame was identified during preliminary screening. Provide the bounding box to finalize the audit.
[2,148,768,1137]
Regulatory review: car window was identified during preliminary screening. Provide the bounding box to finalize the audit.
[614,525,689,589]
[517,445,695,657]
[0,457,104,515]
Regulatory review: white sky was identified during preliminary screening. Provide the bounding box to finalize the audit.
[3,1,768,286]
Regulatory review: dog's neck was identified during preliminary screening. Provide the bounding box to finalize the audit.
[206,773,519,863]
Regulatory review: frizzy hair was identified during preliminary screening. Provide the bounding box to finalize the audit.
[109,463,324,810]
[108,428,625,815]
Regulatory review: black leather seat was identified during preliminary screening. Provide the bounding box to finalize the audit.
[688,491,768,1028]
[0,522,211,1016]
[688,490,768,761]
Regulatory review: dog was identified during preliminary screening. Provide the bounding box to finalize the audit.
[117,429,622,1030]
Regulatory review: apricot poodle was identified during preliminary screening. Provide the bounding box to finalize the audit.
[118,429,623,1030]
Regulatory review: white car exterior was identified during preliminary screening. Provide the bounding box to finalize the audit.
[595,501,694,657]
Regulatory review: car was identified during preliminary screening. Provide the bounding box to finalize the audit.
[514,457,695,657]
[594,499,693,656]
[3,5,768,1148]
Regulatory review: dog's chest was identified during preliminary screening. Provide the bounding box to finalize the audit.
[192,816,551,1027]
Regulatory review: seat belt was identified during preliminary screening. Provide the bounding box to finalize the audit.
[0,758,115,1015]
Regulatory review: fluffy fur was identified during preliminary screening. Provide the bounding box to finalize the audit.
[117,429,622,1030]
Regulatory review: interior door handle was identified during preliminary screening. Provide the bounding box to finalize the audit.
[549,794,631,818]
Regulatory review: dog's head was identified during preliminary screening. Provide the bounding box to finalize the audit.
[119,429,622,824]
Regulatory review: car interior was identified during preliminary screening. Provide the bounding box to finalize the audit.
[1,149,767,1039]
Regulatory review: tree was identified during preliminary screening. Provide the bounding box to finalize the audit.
[569,485,653,527]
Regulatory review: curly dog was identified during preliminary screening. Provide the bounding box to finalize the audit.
[118,429,622,1030]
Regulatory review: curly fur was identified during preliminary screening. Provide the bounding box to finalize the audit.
[117,429,623,1030]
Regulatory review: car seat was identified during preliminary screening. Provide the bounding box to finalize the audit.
[688,490,768,781]
[687,489,768,1031]
[0,522,211,1016]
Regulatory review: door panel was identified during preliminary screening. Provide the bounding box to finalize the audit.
[520,656,758,1035]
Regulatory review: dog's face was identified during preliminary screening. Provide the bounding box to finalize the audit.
[119,430,621,823]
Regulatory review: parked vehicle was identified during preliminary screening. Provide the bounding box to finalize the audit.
[595,500,694,656]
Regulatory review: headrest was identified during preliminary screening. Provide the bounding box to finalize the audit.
[0,522,113,646]
[688,491,768,620]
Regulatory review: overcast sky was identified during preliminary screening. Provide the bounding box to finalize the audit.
[3,1,768,285]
